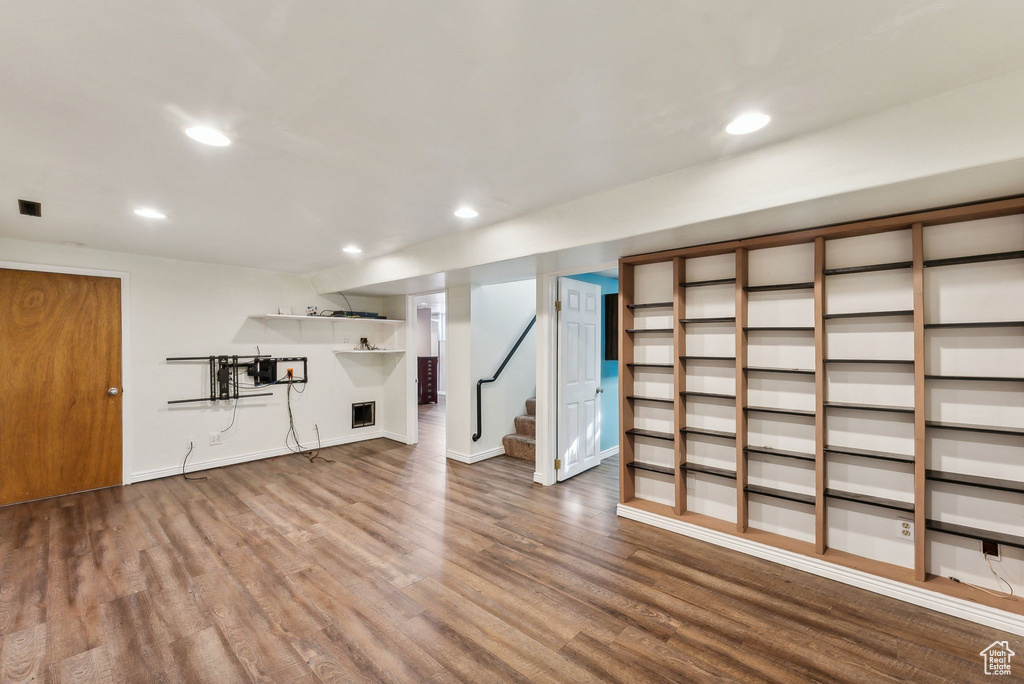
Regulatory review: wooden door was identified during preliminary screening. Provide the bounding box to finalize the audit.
[0,268,122,505]
[557,277,603,481]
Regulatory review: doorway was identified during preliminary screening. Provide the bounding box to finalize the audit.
[555,269,620,482]
[0,267,124,505]
[414,292,446,450]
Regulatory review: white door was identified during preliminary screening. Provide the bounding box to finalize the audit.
[557,277,603,481]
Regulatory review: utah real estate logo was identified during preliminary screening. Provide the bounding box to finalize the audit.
[980,641,1015,676]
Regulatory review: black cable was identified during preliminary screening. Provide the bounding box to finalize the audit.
[182,442,207,481]
[283,383,332,464]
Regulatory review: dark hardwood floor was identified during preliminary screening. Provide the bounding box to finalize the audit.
[0,399,1019,682]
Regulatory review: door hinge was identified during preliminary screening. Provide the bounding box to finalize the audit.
[555,300,561,312]
[554,459,561,470]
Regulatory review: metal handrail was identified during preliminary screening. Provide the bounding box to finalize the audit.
[472,315,536,441]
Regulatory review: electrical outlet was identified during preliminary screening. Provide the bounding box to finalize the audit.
[897,517,914,541]
[209,433,222,446]
[983,540,1000,561]
[342,336,351,344]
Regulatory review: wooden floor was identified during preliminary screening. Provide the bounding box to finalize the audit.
[1,401,1019,683]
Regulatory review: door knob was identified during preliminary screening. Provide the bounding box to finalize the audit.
[108,387,119,396]
[596,386,604,394]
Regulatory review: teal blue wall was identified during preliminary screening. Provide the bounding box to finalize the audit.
[570,273,619,454]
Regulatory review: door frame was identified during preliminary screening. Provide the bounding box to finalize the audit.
[0,260,133,486]
[536,261,617,486]
[405,288,447,447]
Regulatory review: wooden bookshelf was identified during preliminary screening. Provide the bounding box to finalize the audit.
[617,195,1024,611]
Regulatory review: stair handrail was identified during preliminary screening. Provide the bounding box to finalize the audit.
[473,315,537,442]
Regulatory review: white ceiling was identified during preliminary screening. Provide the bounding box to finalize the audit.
[2,1,1024,274]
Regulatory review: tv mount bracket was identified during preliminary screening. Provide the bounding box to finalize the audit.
[166,354,308,405]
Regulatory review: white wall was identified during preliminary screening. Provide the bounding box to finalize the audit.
[470,280,537,457]
[416,307,432,356]
[0,237,408,483]
[445,285,472,458]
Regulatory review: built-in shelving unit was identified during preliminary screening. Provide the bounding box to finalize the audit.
[618,195,1024,616]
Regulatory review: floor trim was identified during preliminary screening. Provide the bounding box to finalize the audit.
[131,432,393,482]
[616,503,1024,637]
[600,445,619,460]
[446,446,504,464]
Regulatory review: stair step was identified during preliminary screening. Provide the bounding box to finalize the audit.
[525,397,536,417]
[502,433,536,463]
[514,414,536,438]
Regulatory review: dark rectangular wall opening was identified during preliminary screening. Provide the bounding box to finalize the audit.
[352,401,375,428]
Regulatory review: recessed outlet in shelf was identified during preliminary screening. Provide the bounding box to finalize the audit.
[897,517,914,541]
[983,539,1000,561]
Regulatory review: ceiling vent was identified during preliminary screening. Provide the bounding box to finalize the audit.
[18,199,41,217]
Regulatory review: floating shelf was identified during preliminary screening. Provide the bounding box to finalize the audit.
[683,463,737,480]
[744,484,815,506]
[743,326,814,333]
[627,461,675,476]
[334,349,406,354]
[744,445,815,463]
[626,363,674,369]
[626,395,674,404]
[824,445,913,464]
[926,520,1024,550]
[822,261,913,276]
[925,374,1024,383]
[682,278,736,288]
[679,317,736,324]
[627,302,673,310]
[926,470,1024,495]
[824,359,914,366]
[824,489,914,513]
[822,310,914,320]
[923,249,1024,268]
[744,366,815,376]
[625,328,673,333]
[824,401,915,415]
[924,321,1024,329]
[745,405,816,418]
[681,391,736,400]
[926,421,1024,437]
[680,427,736,440]
[680,355,736,362]
[250,314,404,325]
[744,282,814,292]
[625,428,675,442]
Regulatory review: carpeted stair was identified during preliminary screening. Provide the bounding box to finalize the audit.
[502,397,536,462]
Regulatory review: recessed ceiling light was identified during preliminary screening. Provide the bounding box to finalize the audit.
[342,245,362,254]
[134,207,167,219]
[185,126,232,147]
[453,206,478,219]
[62,241,86,248]
[725,112,770,135]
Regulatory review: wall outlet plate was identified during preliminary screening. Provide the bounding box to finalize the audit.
[209,433,222,446]
[983,540,1000,561]
[897,517,914,541]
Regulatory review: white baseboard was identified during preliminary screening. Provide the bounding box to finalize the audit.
[129,431,385,483]
[382,430,412,445]
[616,503,1024,637]
[533,471,546,484]
[446,446,504,464]
[437,390,446,396]
[600,446,619,460]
